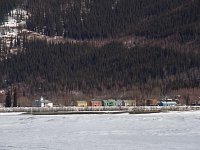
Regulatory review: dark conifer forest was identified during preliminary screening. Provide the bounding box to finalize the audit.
[0,0,200,100]
[25,0,200,41]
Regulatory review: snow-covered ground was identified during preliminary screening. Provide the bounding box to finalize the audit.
[0,8,28,55]
[0,111,200,150]
[0,9,27,37]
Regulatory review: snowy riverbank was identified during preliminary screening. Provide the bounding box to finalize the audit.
[0,111,200,150]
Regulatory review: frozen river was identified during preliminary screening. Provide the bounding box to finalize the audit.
[0,111,200,150]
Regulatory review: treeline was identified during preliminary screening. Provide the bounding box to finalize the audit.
[0,40,200,94]
[24,0,200,42]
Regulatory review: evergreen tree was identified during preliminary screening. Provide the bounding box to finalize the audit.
[5,90,12,107]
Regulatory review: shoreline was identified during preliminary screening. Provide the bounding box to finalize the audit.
[0,106,200,115]
[25,111,129,115]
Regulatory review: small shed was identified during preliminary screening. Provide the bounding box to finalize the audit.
[76,100,88,107]
[102,99,116,106]
[158,101,177,106]
[32,97,53,107]
[89,100,102,107]
[146,99,158,106]
[124,100,136,106]
[116,100,124,106]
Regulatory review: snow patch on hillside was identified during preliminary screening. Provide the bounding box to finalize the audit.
[0,8,28,38]
[112,0,120,10]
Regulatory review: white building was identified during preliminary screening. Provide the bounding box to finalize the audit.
[32,97,53,108]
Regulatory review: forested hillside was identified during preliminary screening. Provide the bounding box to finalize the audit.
[25,0,200,42]
[1,40,200,96]
[0,0,200,100]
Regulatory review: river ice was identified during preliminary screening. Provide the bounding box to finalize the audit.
[0,111,200,150]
